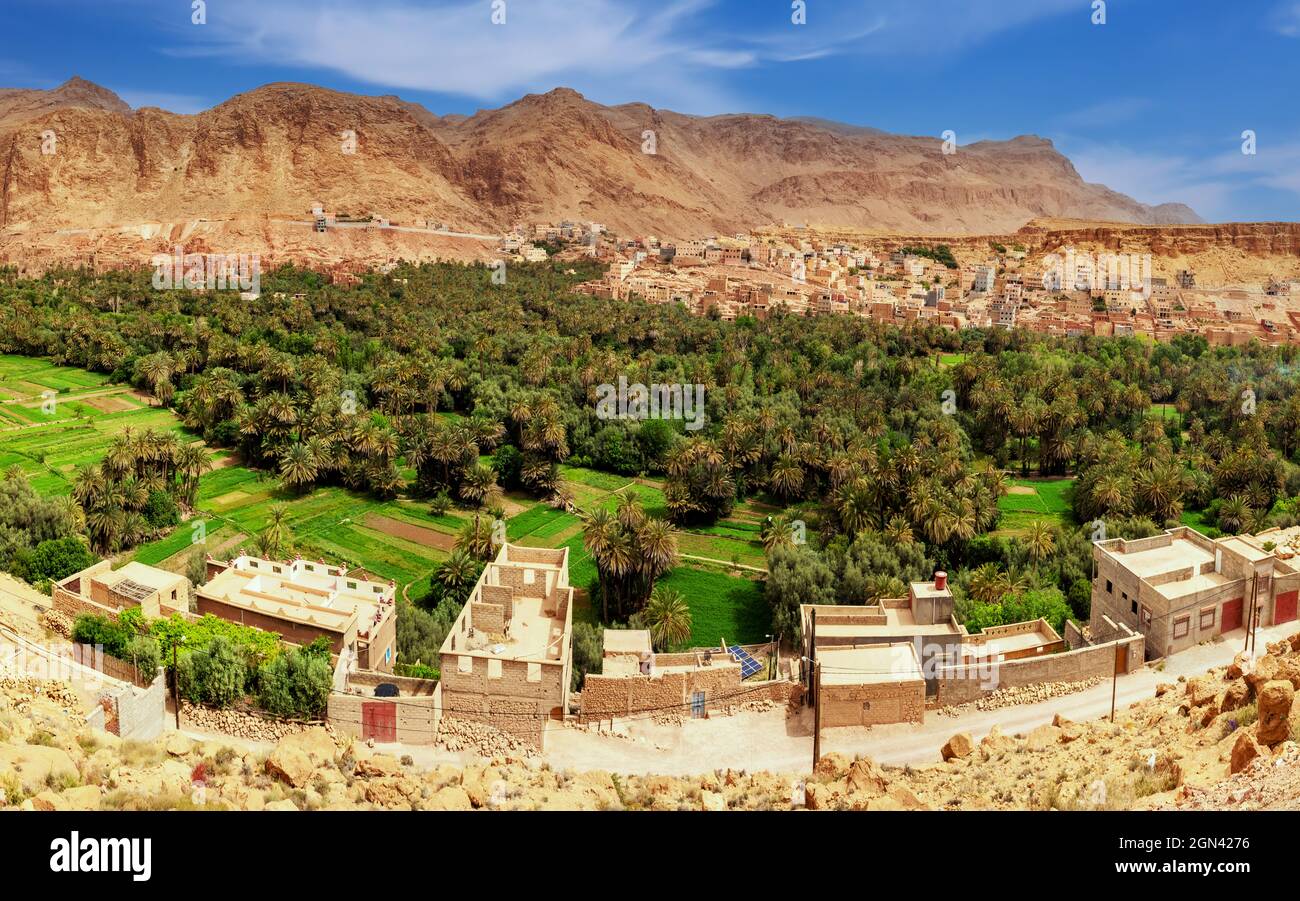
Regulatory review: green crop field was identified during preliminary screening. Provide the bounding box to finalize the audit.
[0,355,776,640]
[995,477,1074,534]
[656,566,770,647]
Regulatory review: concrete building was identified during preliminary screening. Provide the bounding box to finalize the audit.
[801,572,1067,708]
[437,544,574,749]
[1090,526,1300,659]
[199,555,397,672]
[801,572,965,698]
[54,560,189,621]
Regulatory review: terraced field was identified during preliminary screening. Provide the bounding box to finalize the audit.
[0,358,182,495]
[0,356,774,646]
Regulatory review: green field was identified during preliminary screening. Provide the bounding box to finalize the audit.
[995,476,1074,534]
[0,355,774,646]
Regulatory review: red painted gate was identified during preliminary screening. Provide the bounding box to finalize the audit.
[1221,597,1244,633]
[362,701,397,742]
[1276,590,1298,626]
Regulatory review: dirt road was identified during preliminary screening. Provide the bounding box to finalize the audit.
[539,622,1298,776]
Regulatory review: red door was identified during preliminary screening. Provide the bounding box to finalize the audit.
[1221,597,1243,633]
[1275,591,1298,626]
[362,702,397,742]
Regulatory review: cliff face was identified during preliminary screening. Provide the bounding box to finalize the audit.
[0,77,1204,248]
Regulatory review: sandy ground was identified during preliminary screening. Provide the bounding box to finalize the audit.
[0,572,52,641]
[537,621,1299,776]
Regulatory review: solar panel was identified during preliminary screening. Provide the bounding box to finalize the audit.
[728,645,764,679]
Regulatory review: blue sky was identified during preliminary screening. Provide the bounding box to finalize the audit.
[3,0,1299,222]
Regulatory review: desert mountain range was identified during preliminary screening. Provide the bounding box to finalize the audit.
[0,77,1201,243]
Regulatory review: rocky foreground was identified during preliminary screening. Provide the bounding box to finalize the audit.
[2,631,1298,811]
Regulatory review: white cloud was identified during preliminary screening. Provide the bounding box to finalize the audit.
[1065,136,1300,221]
[1271,1,1300,36]
[169,0,1092,110]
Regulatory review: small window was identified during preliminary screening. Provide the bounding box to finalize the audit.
[1105,579,1113,594]
[523,569,535,585]
[347,581,357,589]
[487,659,502,679]
[272,565,282,574]
[1199,606,1216,631]
[457,655,472,673]
[304,564,314,571]
[1141,605,1152,627]
[1173,616,1190,639]
[526,662,541,683]
[249,560,259,568]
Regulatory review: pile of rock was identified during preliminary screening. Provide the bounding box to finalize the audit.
[1181,637,1300,776]
[0,676,80,713]
[436,717,531,757]
[37,609,72,639]
[181,702,321,744]
[937,677,1103,716]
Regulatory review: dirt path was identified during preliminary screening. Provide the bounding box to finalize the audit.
[538,621,1299,776]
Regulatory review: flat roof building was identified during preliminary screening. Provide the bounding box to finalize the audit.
[54,560,189,621]
[813,642,926,727]
[437,544,574,749]
[1090,525,1300,659]
[198,555,397,672]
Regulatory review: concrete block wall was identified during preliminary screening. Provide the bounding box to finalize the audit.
[934,630,1145,706]
[91,672,166,741]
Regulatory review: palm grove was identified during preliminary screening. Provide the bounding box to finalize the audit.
[2,262,1299,692]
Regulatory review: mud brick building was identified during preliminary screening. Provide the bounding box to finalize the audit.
[437,544,573,749]
[579,631,792,724]
[54,560,188,621]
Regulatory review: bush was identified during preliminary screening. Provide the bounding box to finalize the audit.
[570,621,604,691]
[142,490,180,529]
[256,648,332,718]
[178,635,249,708]
[13,536,94,583]
[123,634,161,680]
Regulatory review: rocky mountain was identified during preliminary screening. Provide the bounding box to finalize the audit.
[0,77,1201,245]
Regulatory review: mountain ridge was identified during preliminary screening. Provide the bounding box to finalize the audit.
[0,78,1202,240]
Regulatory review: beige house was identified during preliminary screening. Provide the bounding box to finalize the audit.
[54,560,189,621]
[1090,526,1300,659]
[437,544,574,749]
[199,555,397,672]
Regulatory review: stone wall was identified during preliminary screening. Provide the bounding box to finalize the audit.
[580,666,795,723]
[933,628,1145,706]
[821,678,925,727]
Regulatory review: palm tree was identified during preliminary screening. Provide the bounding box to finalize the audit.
[642,586,693,651]
[969,563,1005,605]
[1217,495,1251,535]
[455,515,497,561]
[434,549,480,603]
[1024,520,1056,564]
[280,442,318,492]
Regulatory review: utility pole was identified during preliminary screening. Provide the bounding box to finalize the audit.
[1110,641,1121,723]
[172,635,186,730]
[811,659,823,769]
